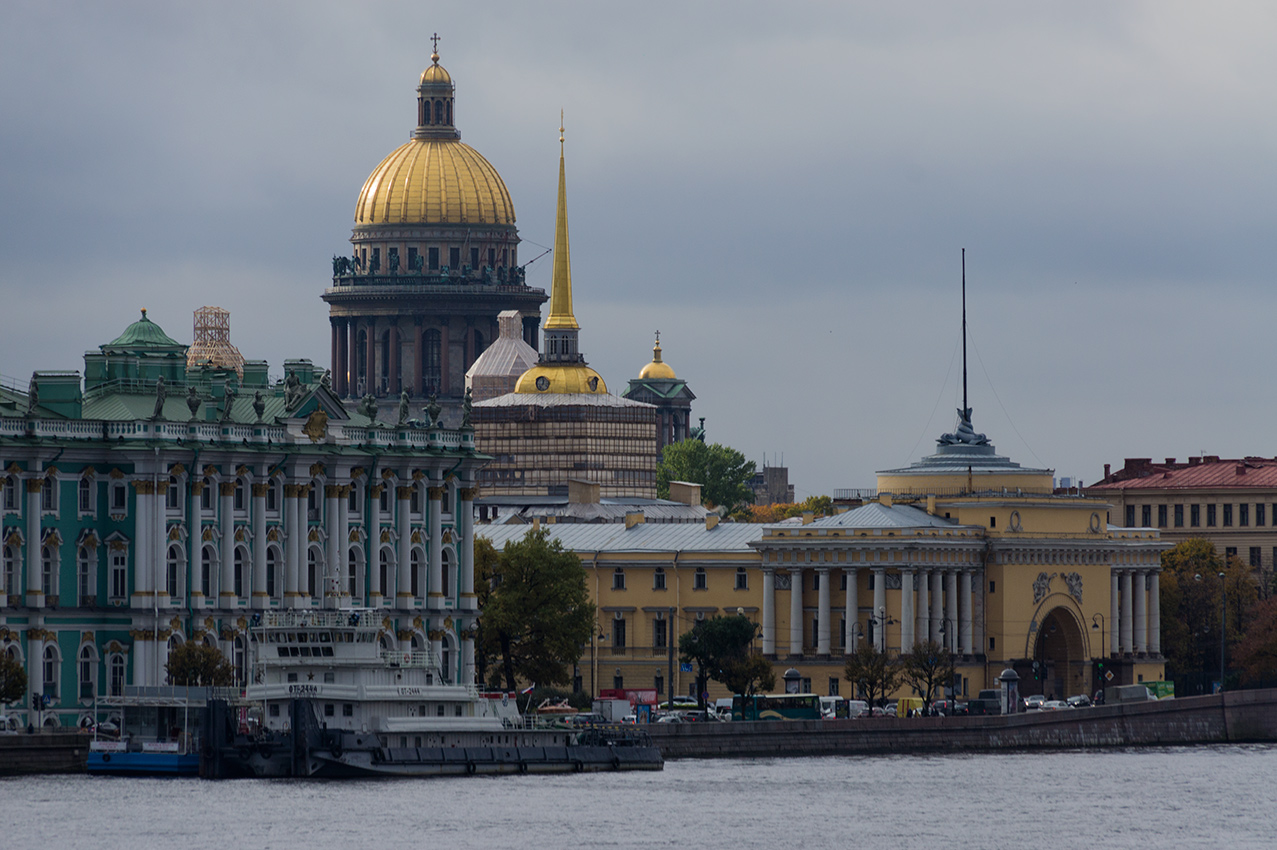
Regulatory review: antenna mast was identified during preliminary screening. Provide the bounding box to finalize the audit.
[961,248,968,415]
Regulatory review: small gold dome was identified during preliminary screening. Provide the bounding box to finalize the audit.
[638,336,676,380]
[514,364,608,395]
[420,54,452,85]
[355,139,515,226]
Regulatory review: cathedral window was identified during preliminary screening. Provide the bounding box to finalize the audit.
[487,248,495,267]
[428,247,439,270]
[408,247,418,270]
[449,247,460,268]
[434,100,443,123]
[421,330,441,395]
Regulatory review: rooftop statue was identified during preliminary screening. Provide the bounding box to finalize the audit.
[397,391,410,426]
[938,407,990,447]
[319,369,331,390]
[26,376,38,415]
[425,394,442,429]
[220,386,236,422]
[461,387,473,429]
[186,386,201,419]
[357,394,378,421]
[151,376,167,420]
[252,390,266,421]
[284,370,305,410]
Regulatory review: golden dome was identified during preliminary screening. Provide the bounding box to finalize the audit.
[354,139,516,226]
[420,53,452,85]
[638,335,676,380]
[514,364,608,395]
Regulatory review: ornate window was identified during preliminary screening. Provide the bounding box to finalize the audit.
[108,654,126,696]
[111,482,126,512]
[201,545,215,597]
[266,547,279,598]
[78,644,98,699]
[166,476,181,510]
[77,546,95,605]
[266,479,279,513]
[110,551,127,601]
[2,476,16,512]
[233,547,246,598]
[441,549,452,598]
[307,546,319,598]
[379,548,391,598]
[41,475,58,512]
[166,544,182,599]
[233,479,246,512]
[78,477,93,514]
[41,544,58,597]
[43,644,60,701]
[2,544,19,597]
[410,548,422,598]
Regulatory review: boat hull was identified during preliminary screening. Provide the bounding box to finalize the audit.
[87,751,201,777]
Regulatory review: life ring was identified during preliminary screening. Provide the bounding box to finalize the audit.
[257,744,274,759]
[101,753,112,763]
[466,761,476,775]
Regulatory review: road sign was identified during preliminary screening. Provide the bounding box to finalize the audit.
[1104,670,1114,681]
[679,662,692,673]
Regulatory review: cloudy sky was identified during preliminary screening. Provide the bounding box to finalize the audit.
[3,1,1275,497]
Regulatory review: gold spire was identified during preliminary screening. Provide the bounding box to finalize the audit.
[544,112,579,331]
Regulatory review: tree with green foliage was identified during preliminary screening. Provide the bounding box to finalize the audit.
[843,643,901,709]
[0,653,27,705]
[678,615,765,708]
[480,529,595,692]
[657,439,756,514]
[473,535,501,687]
[165,642,234,686]
[1233,596,1277,686]
[1160,538,1258,679]
[899,640,955,710]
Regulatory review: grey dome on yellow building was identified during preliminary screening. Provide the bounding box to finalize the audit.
[323,46,547,406]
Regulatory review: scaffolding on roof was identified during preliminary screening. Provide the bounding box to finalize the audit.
[186,306,245,378]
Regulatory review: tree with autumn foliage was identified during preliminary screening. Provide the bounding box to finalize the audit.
[746,495,835,524]
[1159,538,1258,679]
[1233,596,1277,686]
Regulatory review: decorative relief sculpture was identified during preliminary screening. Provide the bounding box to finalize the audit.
[1064,571,1083,604]
[885,573,903,590]
[1032,571,1057,604]
[774,574,792,591]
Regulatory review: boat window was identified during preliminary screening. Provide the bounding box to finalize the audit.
[288,673,298,683]
[319,632,331,643]
[269,704,280,717]
[324,672,335,683]
[297,632,308,643]
[321,647,334,656]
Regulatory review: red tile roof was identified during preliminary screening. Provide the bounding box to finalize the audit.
[1088,459,1277,490]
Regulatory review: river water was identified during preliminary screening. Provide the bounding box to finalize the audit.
[5,745,1273,849]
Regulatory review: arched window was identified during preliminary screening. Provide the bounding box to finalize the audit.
[78,478,92,513]
[78,645,98,700]
[42,476,58,512]
[41,545,57,597]
[78,546,94,605]
[379,548,391,598]
[266,479,279,513]
[348,549,361,599]
[43,645,60,700]
[441,549,451,598]
[201,545,215,597]
[410,549,421,598]
[108,654,125,696]
[307,547,319,598]
[233,479,246,512]
[166,545,182,598]
[441,637,451,682]
[421,329,441,395]
[434,99,443,123]
[445,100,451,125]
[233,548,245,598]
[3,544,20,597]
[266,547,279,598]
[110,550,127,600]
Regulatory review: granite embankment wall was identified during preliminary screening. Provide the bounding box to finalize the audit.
[647,689,1277,759]
[0,732,89,776]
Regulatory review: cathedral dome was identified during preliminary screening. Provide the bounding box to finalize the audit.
[514,364,608,395]
[354,51,515,227]
[638,335,676,380]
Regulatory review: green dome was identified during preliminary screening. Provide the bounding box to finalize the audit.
[107,309,183,348]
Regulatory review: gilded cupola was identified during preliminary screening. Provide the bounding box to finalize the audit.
[638,333,676,380]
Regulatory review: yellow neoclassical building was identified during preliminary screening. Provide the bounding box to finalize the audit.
[479,410,1168,704]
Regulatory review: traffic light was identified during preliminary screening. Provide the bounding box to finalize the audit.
[32,692,41,712]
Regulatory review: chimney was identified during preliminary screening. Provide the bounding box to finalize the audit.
[625,512,645,529]
[532,517,541,532]
[567,478,600,504]
[1103,463,1111,479]
[878,493,893,508]
[926,495,937,515]
[668,481,703,508]
[705,514,720,531]
[802,511,814,525]
[1236,464,1246,476]
[1165,458,1176,466]
[1188,457,1200,467]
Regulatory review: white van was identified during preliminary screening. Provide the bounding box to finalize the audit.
[712,697,735,720]
[819,696,842,718]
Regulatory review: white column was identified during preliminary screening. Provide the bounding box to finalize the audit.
[762,568,776,655]
[931,570,944,644]
[817,568,831,656]
[1134,569,1148,654]
[427,486,443,610]
[843,567,857,654]
[459,486,476,611]
[916,567,929,646]
[131,481,149,609]
[325,486,341,608]
[789,567,803,656]
[960,570,974,656]
[155,479,171,607]
[872,567,886,651]
[1149,571,1161,655]
[1120,570,1133,654]
[219,481,235,605]
[1109,570,1119,658]
[396,485,413,609]
[900,569,915,651]
[945,570,959,654]
[251,482,268,609]
[188,481,203,605]
[337,486,351,604]
[368,484,383,605]
[284,484,302,607]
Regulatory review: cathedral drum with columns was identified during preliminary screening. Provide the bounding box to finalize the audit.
[324,45,547,406]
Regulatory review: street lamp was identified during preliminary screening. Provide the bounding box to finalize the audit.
[868,606,896,653]
[1091,612,1106,702]
[1194,571,1227,693]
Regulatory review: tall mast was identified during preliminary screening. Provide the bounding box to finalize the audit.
[961,248,968,415]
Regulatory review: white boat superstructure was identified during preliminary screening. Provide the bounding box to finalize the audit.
[247,609,516,737]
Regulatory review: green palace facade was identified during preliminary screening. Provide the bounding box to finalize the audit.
[0,312,485,729]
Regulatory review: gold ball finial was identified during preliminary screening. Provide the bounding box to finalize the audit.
[559,109,565,144]
[141,308,148,319]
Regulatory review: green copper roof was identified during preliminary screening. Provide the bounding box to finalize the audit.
[106,310,183,349]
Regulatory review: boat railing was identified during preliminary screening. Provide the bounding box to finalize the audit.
[259,610,375,629]
[98,685,241,706]
[378,649,444,670]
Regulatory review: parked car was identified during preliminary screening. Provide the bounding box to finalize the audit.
[931,699,968,716]
[967,690,1003,716]
[1066,694,1092,708]
[655,711,685,723]
[1040,700,1069,711]
[1022,694,1047,711]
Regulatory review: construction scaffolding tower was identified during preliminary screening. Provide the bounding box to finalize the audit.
[186,306,245,378]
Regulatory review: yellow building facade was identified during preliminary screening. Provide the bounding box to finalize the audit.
[479,410,1168,704]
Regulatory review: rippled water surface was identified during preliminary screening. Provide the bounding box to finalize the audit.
[5,745,1274,849]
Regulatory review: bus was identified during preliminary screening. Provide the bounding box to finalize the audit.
[732,693,822,721]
